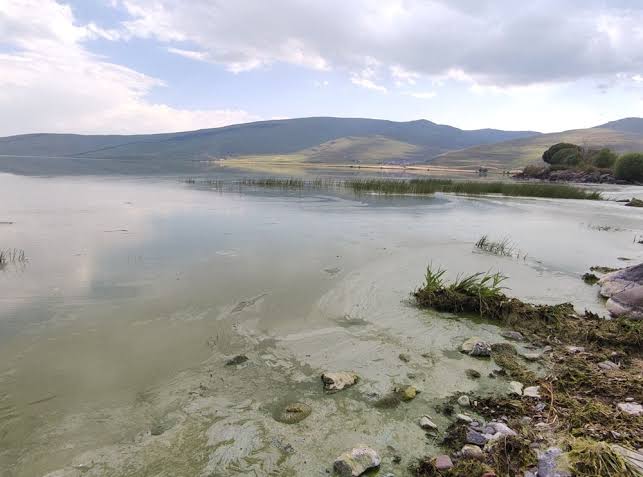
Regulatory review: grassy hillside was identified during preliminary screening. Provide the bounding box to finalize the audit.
[432,120,643,170]
[0,117,538,163]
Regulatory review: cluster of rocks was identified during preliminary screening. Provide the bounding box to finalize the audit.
[514,167,620,184]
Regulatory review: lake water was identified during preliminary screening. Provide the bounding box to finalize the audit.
[1,173,642,476]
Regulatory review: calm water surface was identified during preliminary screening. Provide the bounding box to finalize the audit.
[0,173,642,476]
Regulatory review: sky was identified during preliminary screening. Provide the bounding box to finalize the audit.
[1,0,642,136]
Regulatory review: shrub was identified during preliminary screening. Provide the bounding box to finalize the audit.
[543,143,581,165]
[591,148,618,168]
[614,153,643,182]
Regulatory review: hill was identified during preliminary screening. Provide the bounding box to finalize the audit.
[432,118,643,170]
[0,117,539,174]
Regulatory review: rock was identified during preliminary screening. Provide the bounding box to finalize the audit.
[599,263,643,299]
[395,385,417,401]
[520,351,542,361]
[607,285,643,319]
[333,446,381,477]
[501,330,524,341]
[626,198,643,207]
[537,447,571,477]
[225,354,248,366]
[470,341,492,357]
[418,415,438,431]
[456,413,472,423]
[434,455,453,470]
[565,346,585,354]
[321,372,358,392]
[461,444,484,460]
[489,422,517,437]
[457,395,471,407]
[598,360,619,371]
[466,429,488,446]
[461,336,482,353]
[523,386,541,398]
[582,273,599,285]
[466,369,481,379]
[509,381,524,396]
[617,402,642,416]
[398,353,410,362]
[481,473,496,477]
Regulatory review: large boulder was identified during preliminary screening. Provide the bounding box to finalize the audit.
[333,446,381,476]
[599,263,643,319]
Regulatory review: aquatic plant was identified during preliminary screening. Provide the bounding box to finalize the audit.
[567,439,640,477]
[184,176,602,200]
[0,248,27,269]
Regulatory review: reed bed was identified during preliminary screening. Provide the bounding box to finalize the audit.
[184,177,602,200]
[0,248,27,268]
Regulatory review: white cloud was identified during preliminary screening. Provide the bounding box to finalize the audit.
[405,91,436,100]
[0,0,258,135]
[115,0,643,88]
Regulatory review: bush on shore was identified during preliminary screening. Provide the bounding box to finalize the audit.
[614,153,643,182]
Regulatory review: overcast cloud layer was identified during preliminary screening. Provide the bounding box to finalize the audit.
[1,0,642,135]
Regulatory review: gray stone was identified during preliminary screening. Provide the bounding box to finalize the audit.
[321,372,358,392]
[598,263,643,298]
[456,413,473,423]
[490,422,517,437]
[466,429,488,446]
[225,355,248,366]
[565,346,585,354]
[457,395,471,407]
[434,455,453,470]
[607,285,643,319]
[418,415,438,431]
[470,341,492,357]
[501,330,524,341]
[461,444,484,460]
[617,402,642,416]
[537,447,571,477]
[598,360,619,371]
[398,353,410,362]
[523,386,541,398]
[334,446,381,477]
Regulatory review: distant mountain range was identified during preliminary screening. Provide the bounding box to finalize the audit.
[0,116,642,174]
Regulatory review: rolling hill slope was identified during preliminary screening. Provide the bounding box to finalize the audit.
[0,117,538,167]
[432,118,643,170]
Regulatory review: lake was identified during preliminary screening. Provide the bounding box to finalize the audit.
[0,172,641,476]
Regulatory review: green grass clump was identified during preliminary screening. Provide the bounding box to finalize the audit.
[567,439,640,477]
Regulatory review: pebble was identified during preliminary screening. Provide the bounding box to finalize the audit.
[434,455,453,470]
[501,330,524,341]
[456,413,473,423]
[598,360,619,371]
[466,369,481,379]
[225,354,248,366]
[470,341,492,357]
[398,353,410,362]
[537,447,571,477]
[565,346,585,354]
[418,415,438,430]
[461,444,484,460]
[457,395,471,407]
[333,446,381,477]
[490,421,517,436]
[523,386,541,398]
[466,429,488,446]
[321,372,359,392]
[396,385,417,401]
[509,381,523,395]
[617,402,642,416]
